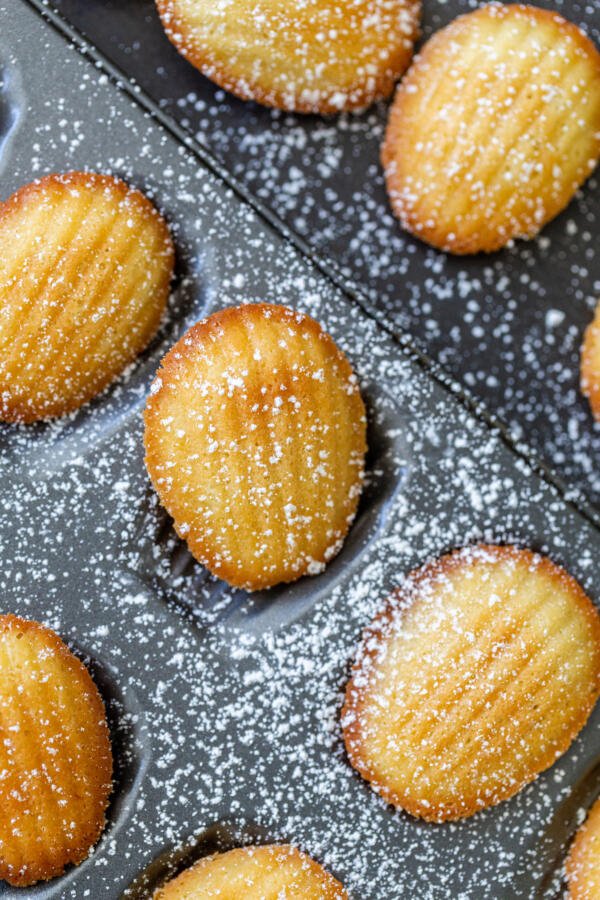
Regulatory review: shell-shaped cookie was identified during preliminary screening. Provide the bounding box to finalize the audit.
[0,172,174,422]
[382,3,600,254]
[155,0,421,114]
[155,845,347,899]
[581,300,600,421]
[144,303,367,591]
[342,544,600,822]
[0,615,113,886]
[567,796,600,900]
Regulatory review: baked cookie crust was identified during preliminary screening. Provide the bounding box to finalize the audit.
[382,4,600,254]
[343,544,600,822]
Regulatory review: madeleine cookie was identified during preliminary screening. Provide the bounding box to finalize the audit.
[567,796,600,899]
[155,845,347,899]
[342,545,600,822]
[155,0,420,114]
[0,172,174,422]
[0,614,112,886]
[144,303,366,591]
[382,4,600,254]
[581,300,600,421]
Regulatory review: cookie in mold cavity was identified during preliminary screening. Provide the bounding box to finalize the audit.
[0,624,149,894]
[144,303,368,592]
[0,222,201,481]
[139,372,406,632]
[343,544,600,822]
[123,819,272,898]
[0,615,113,886]
[154,844,348,898]
[0,172,174,423]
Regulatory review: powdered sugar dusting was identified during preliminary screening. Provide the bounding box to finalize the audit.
[155,0,420,114]
[0,2,598,898]
[49,0,600,511]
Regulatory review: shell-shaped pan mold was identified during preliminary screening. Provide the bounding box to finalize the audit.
[123,820,273,898]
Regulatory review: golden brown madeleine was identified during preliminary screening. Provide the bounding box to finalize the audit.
[144,303,367,591]
[155,0,420,114]
[567,796,600,899]
[0,614,113,886]
[0,171,174,423]
[155,845,348,899]
[342,544,600,822]
[382,3,600,254]
[581,300,600,421]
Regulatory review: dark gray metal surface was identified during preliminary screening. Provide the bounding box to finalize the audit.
[48,0,600,513]
[0,2,598,898]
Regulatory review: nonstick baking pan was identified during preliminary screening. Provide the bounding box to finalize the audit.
[1,1,599,898]
[47,0,600,513]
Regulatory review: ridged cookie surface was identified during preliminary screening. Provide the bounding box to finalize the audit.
[155,845,347,899]
[0,172,174,422]
[155,0,420,114]
[144,303,366,591]
[342,544,600,822]
[382,3,600,254]
[581,300,600,421]
[0,614,112,886]
[567,796,600,900]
